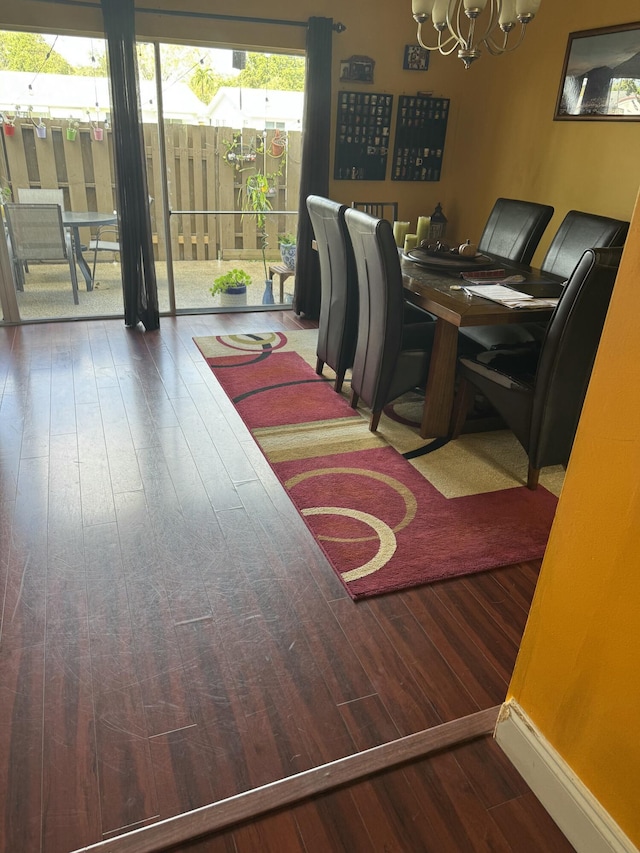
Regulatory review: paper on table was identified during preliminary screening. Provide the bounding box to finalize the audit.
[462,283,559,309]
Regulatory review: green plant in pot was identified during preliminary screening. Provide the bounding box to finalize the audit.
[278,232,297,270]
[243,172,274,305]
[66,117,80,141]
[210,268,251,307]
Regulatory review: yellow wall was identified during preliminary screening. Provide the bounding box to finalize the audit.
[509,188,640,846]
[4,1,639,262]
[4,0,640,844]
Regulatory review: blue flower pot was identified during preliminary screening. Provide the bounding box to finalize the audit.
[279,243,296,270]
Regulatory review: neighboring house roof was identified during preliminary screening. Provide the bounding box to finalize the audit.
[0,72,304,128]
[0,70,206,122]
[206,87,304,130]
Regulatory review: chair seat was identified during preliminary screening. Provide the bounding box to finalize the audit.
[89,239,120,253]
[452,247,623,489]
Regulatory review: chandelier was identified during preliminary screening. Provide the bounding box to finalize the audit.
[412,0,542,69]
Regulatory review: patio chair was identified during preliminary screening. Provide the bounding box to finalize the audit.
[17,188,65,209]
[4,203,79,304]
[89,220,120,283]
[15,189,66,275]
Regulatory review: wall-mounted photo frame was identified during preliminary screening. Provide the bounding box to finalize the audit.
[339,55,375,84]
[403,44,430,71]
[555,21,640,121]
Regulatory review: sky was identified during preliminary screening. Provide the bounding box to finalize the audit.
[42,34,239,74]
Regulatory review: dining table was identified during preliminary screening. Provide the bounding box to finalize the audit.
[62,210,118,291]
[401,250,561,438]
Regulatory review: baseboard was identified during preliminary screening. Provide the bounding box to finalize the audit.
[494,700,638,853]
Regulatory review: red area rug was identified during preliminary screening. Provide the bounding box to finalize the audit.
[194,331,558,599]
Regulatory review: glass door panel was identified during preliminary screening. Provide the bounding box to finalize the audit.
[141,43,302,312]
[0,31,124,323]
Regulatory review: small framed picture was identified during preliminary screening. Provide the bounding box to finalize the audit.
[403,44,430,71]
[339,55,375,84]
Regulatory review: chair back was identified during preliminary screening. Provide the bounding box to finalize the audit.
[4,203,68,262]
[478,197,554,265]
[351,201,399,222]
[17,188,65,210]
[531,246,623,469]
[344,207,406,406]
[541,210,629,280]
[306,195,359,382]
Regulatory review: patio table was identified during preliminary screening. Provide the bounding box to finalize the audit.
[63,211,118,291]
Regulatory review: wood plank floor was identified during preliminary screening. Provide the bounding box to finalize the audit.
[0,312,575,852]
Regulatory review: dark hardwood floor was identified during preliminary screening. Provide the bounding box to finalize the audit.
[0,311,574,852]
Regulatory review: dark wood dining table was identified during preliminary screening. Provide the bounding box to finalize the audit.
[401,254,559,438]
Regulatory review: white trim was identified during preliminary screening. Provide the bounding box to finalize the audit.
[494,700,638,853]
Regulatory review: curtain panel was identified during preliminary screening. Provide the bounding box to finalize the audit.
[293,17,334,319]
[101,0,159,331]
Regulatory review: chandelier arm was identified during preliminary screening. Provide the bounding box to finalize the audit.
[483,24,527,56]
[454,1,472,51]
[458,0,501,50]
[417,22,458,52]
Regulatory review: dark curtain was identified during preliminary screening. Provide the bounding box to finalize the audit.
[101,0,159,330]
[293,17,334,319]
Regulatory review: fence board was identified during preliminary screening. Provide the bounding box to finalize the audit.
[217,127,237,258]
[191,125,206,260]
[32,122,59,189]
[5,127,31,194]
[2,119,301,264]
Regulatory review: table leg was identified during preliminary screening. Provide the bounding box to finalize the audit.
[420,318,459,438]
[70,226,93,291]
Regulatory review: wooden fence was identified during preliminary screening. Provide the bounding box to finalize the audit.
[0,119,301,262]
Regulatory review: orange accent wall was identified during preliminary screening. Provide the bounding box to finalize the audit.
[509,188,640,845]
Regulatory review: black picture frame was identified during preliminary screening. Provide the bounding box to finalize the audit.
[555,21,640,121]
[339,55,375,84]
[403,44,430,71]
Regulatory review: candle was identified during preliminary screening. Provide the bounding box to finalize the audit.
[392,220,411,248]
[403,233,418,252]
[415,215,431,246]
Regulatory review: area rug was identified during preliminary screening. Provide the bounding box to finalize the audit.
[194,330,561,600]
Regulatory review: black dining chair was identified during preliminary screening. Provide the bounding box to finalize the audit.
[451,246,623,489]
[344,207,435,432]
[460,209,630,352]
[477,197,554,265]
[306,195,359,393]
[351,201,399,222]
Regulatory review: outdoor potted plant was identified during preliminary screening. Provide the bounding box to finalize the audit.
[243,172,274,304]
[210,268,251,307]
[2,113,16,136]
[0,183,12,211]
[66,118,80,141]
[278,233,296,270]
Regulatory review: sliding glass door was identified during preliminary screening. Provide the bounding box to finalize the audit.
[0,29,303,323]
[0,30,124,322]
[143,42,303,313]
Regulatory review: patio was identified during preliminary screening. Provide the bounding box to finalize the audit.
[14,257,295,321]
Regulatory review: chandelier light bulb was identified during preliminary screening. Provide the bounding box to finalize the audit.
[499,0,517,29]
[412,0,435,22]
[431,0,450,29]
